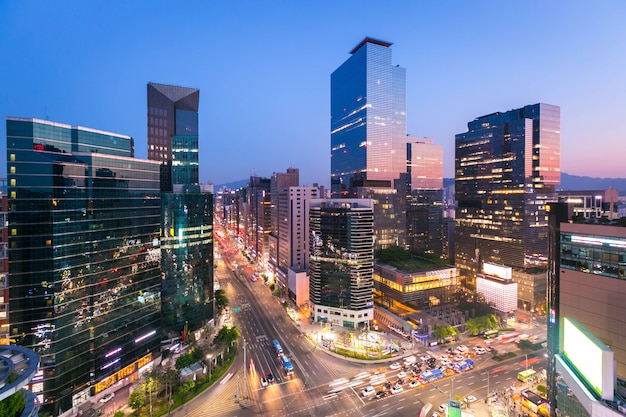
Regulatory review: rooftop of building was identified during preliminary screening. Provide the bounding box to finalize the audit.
[375,247,451,272]
[350,36,392,54]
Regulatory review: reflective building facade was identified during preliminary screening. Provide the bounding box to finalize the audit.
[455,103,560,287]
[330,37,406,197]
[6,118,161,416]
[309,199,374,329]
[148,83,214,339]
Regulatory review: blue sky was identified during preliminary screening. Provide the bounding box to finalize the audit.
[1,1,624,187]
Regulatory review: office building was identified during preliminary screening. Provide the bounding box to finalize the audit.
[0,179,8,345]
[147,82,200,188]
[309,199,374,329]
[455,103,560,287]
[330,37,406,197]
[245,176,271,266]
[148,83,214,339]
[476,263,518,316]
[557,188,620,221]
[547,208,626,417]
[7,117,161,415]
[269,169,300,284]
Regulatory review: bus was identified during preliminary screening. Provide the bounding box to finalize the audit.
[518,369,537,382]
[272,339,283,355]
[499,332,520,343]
[482,329,499,339]
[280,354,294,375]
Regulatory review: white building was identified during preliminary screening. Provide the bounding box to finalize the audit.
[476,263,518,314]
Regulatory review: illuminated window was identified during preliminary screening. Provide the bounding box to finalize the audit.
[9,154,15,162]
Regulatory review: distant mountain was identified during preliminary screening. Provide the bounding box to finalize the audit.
[444,173,626,195]
[559,173,626,195]
[215,179,248,190]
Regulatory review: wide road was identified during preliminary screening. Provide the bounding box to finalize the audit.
[177,228,548,417]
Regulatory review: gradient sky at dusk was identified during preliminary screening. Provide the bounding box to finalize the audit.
[1,1,624,187]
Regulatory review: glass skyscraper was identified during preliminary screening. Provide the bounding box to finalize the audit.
[309,199,374,329]
[330,37,406,197]
[455,103,560,287]
[147,82,214,339]
[6,117,162,416]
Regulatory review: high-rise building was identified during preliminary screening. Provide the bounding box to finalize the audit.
[148,83,214,339]
[309,199,374,329]
[7,117,162,415]
[269,168,300,283]
[245,176,271,265]
[547,205,626,417]
[0,179,8,345]
[455,103,560,287]
[330,37,406,198]
[147,82,200,189]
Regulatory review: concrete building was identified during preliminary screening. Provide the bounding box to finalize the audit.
[547,204,626,417]
[476,263,518,316]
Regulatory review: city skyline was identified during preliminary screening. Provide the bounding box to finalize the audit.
[1,1,625,187]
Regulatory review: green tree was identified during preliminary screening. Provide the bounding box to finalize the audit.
[433,324,459,342]
[215,289,229,312]
[175,347,204,370]
[114,412,125,417]
[129,390,145,410]
[0,391,26,417]
[213,325,241,348]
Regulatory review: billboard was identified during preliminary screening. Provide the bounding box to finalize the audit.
[561,317,614,400]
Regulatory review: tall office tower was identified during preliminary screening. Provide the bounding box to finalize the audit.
[330,37,406,198]
[455,103,560,288]
[547,206,626,417]
[405,138,444,254]
[147,82,200,189]
[354,186,405,251]
[7,118,162,416]
[246,176,271,265]
[269,169,300,281]
[309,199,374,329]
[0,180,8,344]
[148,83,214,339]
[275,186,319,296]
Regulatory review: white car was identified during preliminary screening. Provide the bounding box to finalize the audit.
[390,384,403,394]
[464,395,477,403]
[361,385,376,397]
[389,362,401,370]
[99,393,115,403]
[439,403,448,412]
[261,377,268,387]
[409,380,420,388]
[404,355,417,365]
[456,344,468,352]
[397,371,407,379]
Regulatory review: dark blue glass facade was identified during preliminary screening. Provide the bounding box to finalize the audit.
[454,104,560,285]
[6,118,162,416]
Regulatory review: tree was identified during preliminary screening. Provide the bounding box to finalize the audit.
[212,325,241,348]
[434,324,459,342]
[215,289,229,312]
[114,412,125,417]
[0,391,26,417]
[129,390,145,410]
[175,347,204,370]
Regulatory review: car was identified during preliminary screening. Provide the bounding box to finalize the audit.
[420,354,431,361]
[390,384,403,394]
[99,393,115,403]
[261,377,268,387]
[453,355,465,362]
[397,371,407,378]
[361,385,376,397]
[439,403,448,412]
[389,362,401,370]
[375,390,387,399]
[475,347,486,355]
[404,355,417,365]
[457,344,469,352]
[409,380,420,388]
[464,395,477,403]
[266,373,275,383]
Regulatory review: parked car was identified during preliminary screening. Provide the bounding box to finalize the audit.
[99,393,115,403]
